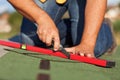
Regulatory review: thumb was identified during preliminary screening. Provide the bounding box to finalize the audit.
[65,47,75,54]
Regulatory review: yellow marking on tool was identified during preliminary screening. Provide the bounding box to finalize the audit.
[21,44,27,50]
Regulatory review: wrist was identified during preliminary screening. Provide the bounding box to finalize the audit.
[81,35,97,47]
[80,39,96,50]
[35,10,48,25]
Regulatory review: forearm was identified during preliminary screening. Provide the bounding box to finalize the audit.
[81,0,107,47]
[8,0,47,23]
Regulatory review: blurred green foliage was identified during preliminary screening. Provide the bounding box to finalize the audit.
[113,19,120,33]
[9,12,22,32]
[0,12,22,39]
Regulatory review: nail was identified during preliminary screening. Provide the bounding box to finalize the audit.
[54,48,58,51]
[80,53,84,56]
[87,54,92,58]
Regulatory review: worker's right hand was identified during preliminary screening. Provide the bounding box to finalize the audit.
[36,14,60,51]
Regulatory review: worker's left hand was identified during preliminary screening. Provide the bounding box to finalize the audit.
[65,43,95,58]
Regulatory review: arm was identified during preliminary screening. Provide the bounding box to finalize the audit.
[8,0,45,22]
[65,0,107,58]
[8,0,60,50]
[81,0,107,49]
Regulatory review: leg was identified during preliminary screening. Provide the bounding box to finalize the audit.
[69,0,86,45]
[75,0,86,45]
[68,0,79,44]
[94,21,114,57]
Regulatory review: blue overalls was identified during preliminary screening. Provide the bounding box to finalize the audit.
[10,0,114,57]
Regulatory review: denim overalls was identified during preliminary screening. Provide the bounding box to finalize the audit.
[10,0,114,57]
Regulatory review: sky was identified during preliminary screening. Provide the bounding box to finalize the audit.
[108,0,120,6]
[0,0,120,13]
[0,0,14,13]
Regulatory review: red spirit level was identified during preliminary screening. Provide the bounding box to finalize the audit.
[0,40,115,68]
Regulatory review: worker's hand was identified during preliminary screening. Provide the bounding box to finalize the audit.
[36,14,60,51]
[65,42,95,58]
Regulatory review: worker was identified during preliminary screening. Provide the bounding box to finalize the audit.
[8,0,116,58]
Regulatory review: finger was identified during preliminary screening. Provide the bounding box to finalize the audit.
[37,30,43,41]
[86,54,92,58]
[36,31,39,34]
[75,50,79,55]
[46,34,52,46]
[53,34,60,51]
[86,54,95,58]
[65,47,75,54]
[42,30,47,43]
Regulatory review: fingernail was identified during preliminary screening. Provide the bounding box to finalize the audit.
[80,53,84,56]
[54,48,58,51]
[87,54,92,58]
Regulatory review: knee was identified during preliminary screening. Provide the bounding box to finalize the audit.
[21,33,35,45]
[94,43,107,57]
[94,21,114,57]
